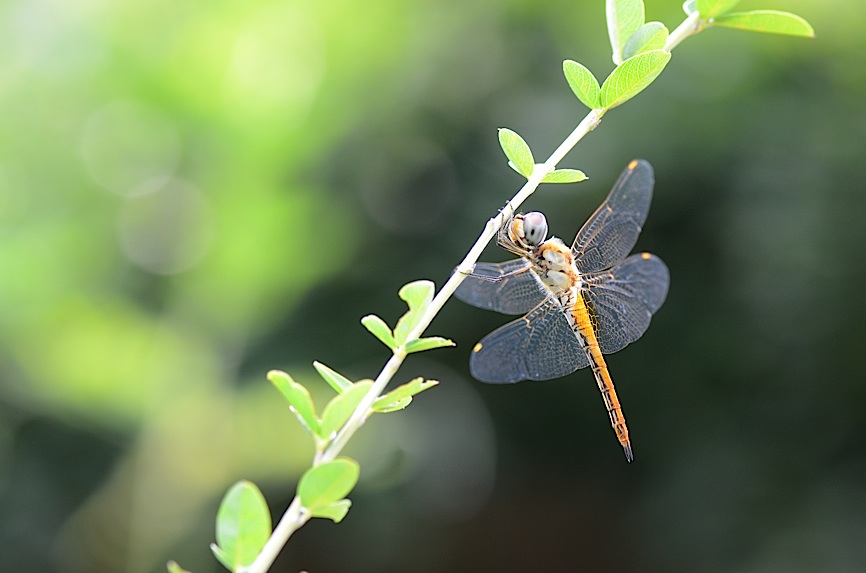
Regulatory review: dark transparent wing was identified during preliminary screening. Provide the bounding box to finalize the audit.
[454,259,548,315]
[470,298,589,383]
[572,159,655,273]
[581,253,669,354]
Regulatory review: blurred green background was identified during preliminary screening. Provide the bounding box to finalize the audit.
[2,0,863,571]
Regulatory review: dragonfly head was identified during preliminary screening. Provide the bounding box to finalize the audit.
[522,212,548,246]
[505,211,548,251]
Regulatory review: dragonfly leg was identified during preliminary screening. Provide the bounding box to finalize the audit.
[454,265,535,283]
[500,201,516,223]
[454,263,476,276]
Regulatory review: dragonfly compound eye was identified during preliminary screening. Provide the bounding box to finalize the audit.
[522,212,548,246]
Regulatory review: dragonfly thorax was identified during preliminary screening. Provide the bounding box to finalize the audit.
[532,239,582,299]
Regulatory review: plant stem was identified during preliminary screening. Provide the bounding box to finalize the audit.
[241,498,307,573]
[242,108,601,573]
[665,11,701,51]
[246,9,700,571]
[326,109,604,467]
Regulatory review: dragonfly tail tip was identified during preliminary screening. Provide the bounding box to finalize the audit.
[624,444,634,463]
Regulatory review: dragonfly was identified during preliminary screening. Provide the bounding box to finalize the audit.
[455,159,669,462]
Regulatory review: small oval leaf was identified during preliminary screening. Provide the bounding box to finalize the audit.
[600,50,671,110]
[541,168,588,184]
[320,380,373,439]
[374,377,438,410]
[606,0,646,64]
[298,457,360,510]
[214,481,272,570]
[405,336,455,354]
[712,10,815,38]
[372,396,413,413]
[268,370,320,435]
[360,315,396,350]
[310,499,353,523]
[622,22,669,60]
[497,128,534,179]
[563,60,601,109]
[398,280,434,311]
[394,280,435,346]
[696,0,741,19]
[682,0,697,15]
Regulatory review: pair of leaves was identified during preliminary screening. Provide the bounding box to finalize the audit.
[564,49,670,112]
[607,0,654,65]
[611,1,818,61]
[210,459,361,570]
[606,0,670,64]
[362,280,454,354]
[685,0,814,37]
[575,0,671,112]
[497,129,587,183]
[270,369,438,439]
[269,369,371,440]
[373,377,438,413]
[575,0,812,113]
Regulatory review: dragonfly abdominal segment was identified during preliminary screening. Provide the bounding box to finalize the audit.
[455,159,669,462]
[571,290,634,463]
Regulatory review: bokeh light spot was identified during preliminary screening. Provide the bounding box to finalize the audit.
[116,178,214,275]
[79,100,182,196]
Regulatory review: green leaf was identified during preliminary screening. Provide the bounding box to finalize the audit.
[713,10,815,38]
[212,481,272,571]
[298,457,360,510]
[313,360,354,394]
[372,377,438,413]
[683,0,697,15]
[600,50,671,110]
[310,499,353,523]
[398,280,434,313]
[360,314,397,350]
[696,0,740,19]
[166,561,191,573]
[563,60,601,109]
[606,0,645,64]
[372,396,413,413]
[405,336,455,353]
[320,380,373,439]
[497,128,534,179]
[622,22,669,60]
[541,168,588,184]
[393,280,434,346]
[268,370,320,435]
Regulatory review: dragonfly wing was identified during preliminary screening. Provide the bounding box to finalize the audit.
[581,253,669,354]
[573,159,655,273]
[470,298,589,383]
[454,259,548,315]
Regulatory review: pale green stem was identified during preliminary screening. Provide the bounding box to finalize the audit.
[244,9,703,571]
[242,108,601,573]
[323,109,603,463]
[665,11,701,52]
[240,498,307,573]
